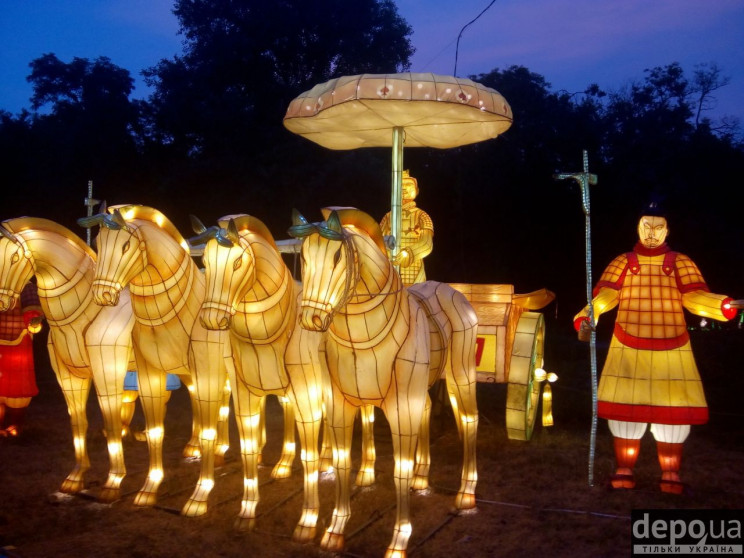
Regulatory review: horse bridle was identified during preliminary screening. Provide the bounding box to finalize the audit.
[288,209,360,316]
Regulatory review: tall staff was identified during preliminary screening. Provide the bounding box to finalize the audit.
[554,150,599,485]
[84,180,99,247]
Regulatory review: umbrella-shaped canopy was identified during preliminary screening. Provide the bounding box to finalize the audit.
[283,72,512,262]
[284,72,512,149]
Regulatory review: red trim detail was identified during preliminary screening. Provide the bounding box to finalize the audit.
[634,242,670,257]
[475,337,485,366]
[598,401,708,425]
[662,251,676,275]
[593,265,629,297]
[614,323,689,350]
[626,252,640,274]
[679,282,709,294]
[573,316,589,332]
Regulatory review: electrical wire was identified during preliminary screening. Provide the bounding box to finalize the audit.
[454,0,498,76]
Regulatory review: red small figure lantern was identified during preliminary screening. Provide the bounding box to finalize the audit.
[0,281,44,437]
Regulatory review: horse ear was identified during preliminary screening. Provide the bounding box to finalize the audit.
[291,208,308,226]
[112,209,127,228]
[99,200,107,214]
[227,219,240,244]
[327,210,342,234]
[0,224,17,243]
[190,214,207,234]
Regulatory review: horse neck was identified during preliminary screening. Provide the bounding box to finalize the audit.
[346,233,400,310]
[241,236,292,304]
[129,222,199,301]
[20,230,93,296]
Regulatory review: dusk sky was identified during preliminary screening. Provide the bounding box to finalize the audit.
[2,0,743,122]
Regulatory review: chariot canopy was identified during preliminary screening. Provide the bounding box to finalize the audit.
[283,72,512,261]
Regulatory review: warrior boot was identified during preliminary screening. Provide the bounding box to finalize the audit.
[657,441,684,494]
[611,437,640,489]
[1,406,27,437]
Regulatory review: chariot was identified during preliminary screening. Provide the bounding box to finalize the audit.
[282,73,557,443]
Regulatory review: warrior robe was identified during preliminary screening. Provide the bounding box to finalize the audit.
[574,242,735,425]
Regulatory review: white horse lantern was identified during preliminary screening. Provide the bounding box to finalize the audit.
[289,208,480,557]
[78,205,230,516]
[190,213,325,539]
[0,218,134,502]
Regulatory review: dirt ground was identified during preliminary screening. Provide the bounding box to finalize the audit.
[1,323,742,558]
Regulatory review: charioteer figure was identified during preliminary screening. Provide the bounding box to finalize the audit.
[574,201,743,493]
[380,170,433,286]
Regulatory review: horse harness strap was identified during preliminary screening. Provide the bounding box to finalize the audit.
[232,266,295,346]
[129,252,195,327]
[329,236,402,350]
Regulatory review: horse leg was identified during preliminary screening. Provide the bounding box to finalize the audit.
[87,346,131,503]
[49,345,91,495]
[445,328,479,510]
[182,335,229,517]
[120,389,138,440]
[271,396,296,479]
[412,392,432,491]
[383,400,423,558]
[319,403,332,473]
[319,395,356,553]
[287,387,322,542]
[215,377,232,462]
[132,360,168,507]
[355,405,376,487]
[233,386,264,531]
[86,306,134,503]
[285,325,325,542]
[180,374,202,459]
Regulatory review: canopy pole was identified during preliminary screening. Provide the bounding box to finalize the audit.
[554,150,598,486]
[390,126,404,272]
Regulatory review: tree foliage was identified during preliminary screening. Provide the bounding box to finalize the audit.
[0,5,742,310]
[143,0,414,160]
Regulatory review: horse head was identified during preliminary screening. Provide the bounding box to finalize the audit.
[78,205,146,306]
[288,209,358,332]
[0,223,34,312]
[190,215,257,330]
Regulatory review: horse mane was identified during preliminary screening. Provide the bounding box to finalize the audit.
[218,214,278,251]
[108,204,190,254]
[2,217,95,258]
[320,207,387,253]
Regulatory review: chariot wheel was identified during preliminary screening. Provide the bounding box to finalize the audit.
[505,312,545,441]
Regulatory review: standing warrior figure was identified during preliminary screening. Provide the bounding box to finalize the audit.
[0,281,43,436]
[574,201,742,493]
[380,170,433,286]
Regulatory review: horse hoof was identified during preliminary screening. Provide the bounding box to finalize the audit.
[292,524,316,543]
[355,469,375,487]
[182,443,201,459]
[271,464,292,479]
[234,516,256,532]
[320,531,345,552]
[60,479,84,495]
[98,487,121,504]
[182,499,208,517]
[133,490,157,507]
[455,491,476,510]
[411,476,429,491]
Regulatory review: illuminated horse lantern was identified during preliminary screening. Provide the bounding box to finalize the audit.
[0,218,134,502]
[190,213,377,540]
[78,205,229,516]
[289,208,480,558]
